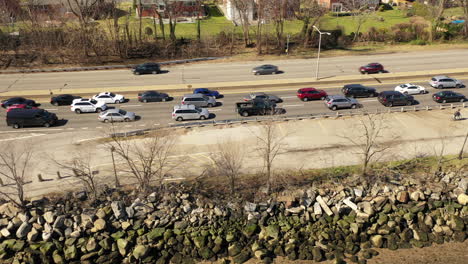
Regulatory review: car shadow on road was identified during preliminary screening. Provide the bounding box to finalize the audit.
[55,119,68,127]
[166,97,175,102]
[214,102,223,107]
[216,95,225,99]
[159,70,170,74]
[135,116,142,121]
[208,113,217,119]
[275,71,285,75]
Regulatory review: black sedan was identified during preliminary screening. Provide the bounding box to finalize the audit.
[1,97,37,108]
[138,91,170,102]
[432,91,466,103]
[342,84,378,98]
[252,64,279,75]
[50,94,82,106]
[132,63,161,75]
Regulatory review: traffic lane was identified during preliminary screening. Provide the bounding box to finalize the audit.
[2,49,468,91]
[0,97,460,133]
[0,80,467,132]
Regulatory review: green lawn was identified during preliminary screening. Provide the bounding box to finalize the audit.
[319,9,411,35]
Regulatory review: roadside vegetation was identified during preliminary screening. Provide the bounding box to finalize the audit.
[0,1,467,68]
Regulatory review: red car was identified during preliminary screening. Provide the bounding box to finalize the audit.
[359,63,384,74]
[297,88,328,101]
[6,104,38,112]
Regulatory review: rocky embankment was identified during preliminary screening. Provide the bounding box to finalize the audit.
[0,171,467,264]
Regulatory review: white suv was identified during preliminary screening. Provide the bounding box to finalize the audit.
[429,76,463,89]
[92,92,125,104]
[172,104,209,121]
[71,99,107,114]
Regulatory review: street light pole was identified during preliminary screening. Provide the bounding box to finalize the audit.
[313,26,331,81]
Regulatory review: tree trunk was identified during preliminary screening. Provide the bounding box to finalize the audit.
[152,14,158,41]
[138,0,142,42]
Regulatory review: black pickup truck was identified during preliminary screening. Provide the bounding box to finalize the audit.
[236,99,277,117]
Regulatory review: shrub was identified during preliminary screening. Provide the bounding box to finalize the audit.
[409,39,427,45]
[378,3,393,12]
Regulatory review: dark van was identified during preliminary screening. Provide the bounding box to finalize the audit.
[7,109,58,129]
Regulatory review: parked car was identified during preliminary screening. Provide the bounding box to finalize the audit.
[252,64,279,75]
[50,94,82,106]
[296,88,328,101]
[98,109,136,123]
[172,104,210,121]
[92,92,125,104]
[193,88,221,98]
[71,100,107,114]
[1,97,36,108]
[324,95,359,111]
[378,91,414,107]
[243,92,283,103]
[132,63,161,75]
[394,83,427,95]
[236,99,277,117]
[432,91,466,103]
[181,94,216,107]
[359,63,384,74]
[429,76,463,89]
[7,109,57,129]
[6,104,38,112]
[138,91,169,102]
[342,84,378,98]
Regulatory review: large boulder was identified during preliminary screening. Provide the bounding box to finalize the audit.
[133,245,149,259]
[111,201,127,220]
[16,222,31,238]
[117,238,129,256]
[457,194,468,206]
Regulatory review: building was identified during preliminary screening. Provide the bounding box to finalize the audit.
[136,0,204,18]
[316,0,380,12]
[381,0,415,6]
[219,0,299,24]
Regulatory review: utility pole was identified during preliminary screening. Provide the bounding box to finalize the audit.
[313,26,331,81]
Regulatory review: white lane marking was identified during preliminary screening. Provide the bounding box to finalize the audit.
[120,104,142,107]
[81,127,88,129]
[281,96,297,99]
[361,99,378,102]
[282,104,304,107]
[139,124,146,126]
[0,133,46,142]
[96,126,103,129]
[154,123,160,126]
[168,123,175,125]
[66,128,75,130]
[209,109,223,112]
[0,129,63,133]
[125,125,132,127]
[45,108,58,111]
[76,137,103,143]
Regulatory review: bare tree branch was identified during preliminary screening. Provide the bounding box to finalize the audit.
[209,139,245,194]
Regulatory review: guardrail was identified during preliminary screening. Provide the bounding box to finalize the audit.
[109,102,467,138]
[0,57,224,74]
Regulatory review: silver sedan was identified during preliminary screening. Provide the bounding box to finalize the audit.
[98,109,136,123]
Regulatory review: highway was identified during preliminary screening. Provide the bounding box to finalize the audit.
[1,49,468,91]
[0,79,467,133]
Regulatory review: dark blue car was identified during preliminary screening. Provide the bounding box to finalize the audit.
[193,88,221,98]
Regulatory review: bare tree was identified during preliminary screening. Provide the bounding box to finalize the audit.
[210,139,245,194]
[251,120,287,194]
[343,0,378,42]
[0,143,33,207]
[232,0,253,47]
[458,130,468,160]
[161,0,183,42]
[108,131,177,193]
[255,0,266,54]
[412,0,447,41]
[52,150,99,201]
[66,0,100,57]
[457,0,468,37]
[339,114,395,180]
[294,0,326,47]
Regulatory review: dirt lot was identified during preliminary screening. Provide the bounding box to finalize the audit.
[240,240,468,264]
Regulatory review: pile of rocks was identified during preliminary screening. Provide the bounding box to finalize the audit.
[0,172,466,264]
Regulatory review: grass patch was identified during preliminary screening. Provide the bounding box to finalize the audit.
[320,9,411,34]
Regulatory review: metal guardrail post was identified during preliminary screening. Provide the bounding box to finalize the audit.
[401,107,404,112]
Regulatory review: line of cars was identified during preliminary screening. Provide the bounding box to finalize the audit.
[1,74,466,128]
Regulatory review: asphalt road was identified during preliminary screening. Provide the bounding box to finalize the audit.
[1,79,467,133]
[1,49,468,91]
